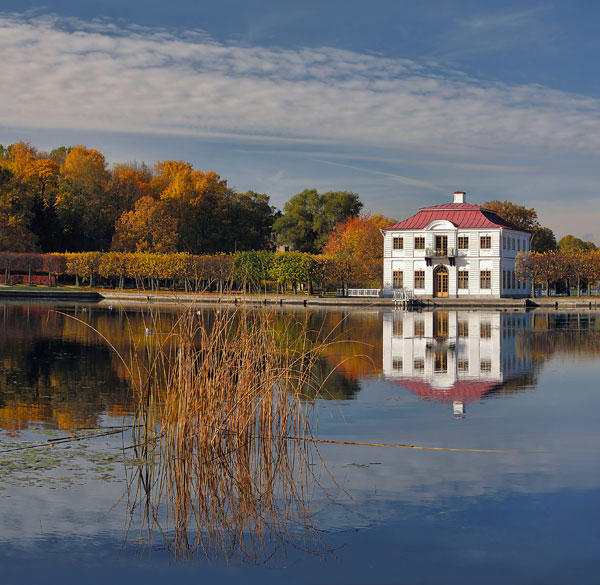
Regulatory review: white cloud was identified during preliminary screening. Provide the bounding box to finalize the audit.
[1,12,600,156]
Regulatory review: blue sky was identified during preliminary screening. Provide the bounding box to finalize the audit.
[1,1,599,241]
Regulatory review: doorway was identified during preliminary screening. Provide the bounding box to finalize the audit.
[435,235,448,256]
[434,265,449,298]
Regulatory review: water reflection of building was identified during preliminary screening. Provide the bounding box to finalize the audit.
[382,311,533,417]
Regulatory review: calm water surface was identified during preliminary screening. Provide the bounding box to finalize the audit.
[1,302,599,584]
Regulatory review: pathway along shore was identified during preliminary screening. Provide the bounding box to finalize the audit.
[1,288,600,310]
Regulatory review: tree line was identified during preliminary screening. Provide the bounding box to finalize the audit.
[0,142,369,257]
[0,250,385,294]
[516,250,600,297]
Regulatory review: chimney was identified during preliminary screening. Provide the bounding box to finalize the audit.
[453,191,466,204]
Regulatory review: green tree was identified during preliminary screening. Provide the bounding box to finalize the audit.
[232,251,274,292]
[531,226,557,253]
[229,191,278,251]
[273,189,362,253]
[557,234,597,253]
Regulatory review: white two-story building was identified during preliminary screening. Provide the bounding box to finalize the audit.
[382,191,532,298]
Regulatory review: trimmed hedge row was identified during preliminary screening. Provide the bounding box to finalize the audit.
[0,251,354,293]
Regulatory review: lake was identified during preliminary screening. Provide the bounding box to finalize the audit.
[1,301,599,584]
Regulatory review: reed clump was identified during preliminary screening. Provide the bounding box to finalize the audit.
[127,303,327,562]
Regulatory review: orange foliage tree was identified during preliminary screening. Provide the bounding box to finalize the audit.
[322,214,395,288]
[111,195,178,253]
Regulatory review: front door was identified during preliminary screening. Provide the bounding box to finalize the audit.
[434,266,449,298]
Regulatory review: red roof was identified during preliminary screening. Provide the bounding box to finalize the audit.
[383,203,525,231]
[394,379,500,403]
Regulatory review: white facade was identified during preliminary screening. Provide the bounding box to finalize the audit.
[382,192,532,298]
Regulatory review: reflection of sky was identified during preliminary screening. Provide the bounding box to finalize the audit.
[1,306,600,583]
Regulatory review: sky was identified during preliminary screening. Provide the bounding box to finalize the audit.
[1,1,599,241]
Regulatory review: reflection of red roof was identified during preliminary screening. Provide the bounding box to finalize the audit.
[382,203,525,231]
[394,379,501,403]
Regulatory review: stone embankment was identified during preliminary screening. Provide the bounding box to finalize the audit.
[1,288,599,310]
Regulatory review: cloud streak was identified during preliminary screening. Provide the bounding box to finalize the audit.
[1,12,599,157]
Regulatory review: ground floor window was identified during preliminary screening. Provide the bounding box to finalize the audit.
[458,320,469,337]
[480,270,491,289]
[458,270,469,289]
[392,270,403,288]
[414,270,425,288]
[480,321,492,338]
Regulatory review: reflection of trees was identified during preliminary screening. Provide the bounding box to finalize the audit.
[0,304,133,430]
[312,310,382,387]
[518,312,600,362]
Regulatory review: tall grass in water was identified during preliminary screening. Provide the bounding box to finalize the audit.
[127,303,327,562]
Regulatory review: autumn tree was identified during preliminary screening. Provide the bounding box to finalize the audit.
[273,189,363,253]
[109,163,153,218]
[111,196,178,253]
[484,199,556,253]
[323,214,395,288]
[57,145,113,251]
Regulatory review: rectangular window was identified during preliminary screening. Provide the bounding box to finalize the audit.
[458,236,469,249]
[413,358,424,372]
[392,270,403,289]
[434,351,448,373]
[457,358,469,372]
[480,235,491,249]
[458,270,469,289]
[458,321,469,337]
[480,359,492,373]
[512,271,516,289]
[392,358,403,372]
[503,270,506,289]
[414,319,425,338]
[414,236,425,250]
[393,236,403,250]
[393,319,403,337]
[414,270,425,288]
[480,270,491,289]
[480,321,492,338]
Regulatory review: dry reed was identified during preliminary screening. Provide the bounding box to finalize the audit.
[125,301,329,562]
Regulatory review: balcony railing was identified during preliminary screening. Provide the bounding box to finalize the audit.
[425,247,456,257]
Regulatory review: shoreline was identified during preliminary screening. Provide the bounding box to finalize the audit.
[1,287,600,310]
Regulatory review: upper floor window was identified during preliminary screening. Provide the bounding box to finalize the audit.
[458,236,469,249]
[393,236,403,250]
[480,235,492,249]
[414,236,425,250]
